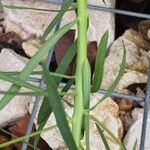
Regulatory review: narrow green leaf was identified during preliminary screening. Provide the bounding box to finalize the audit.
[34,97,52,148]
[91,40,126,110]
[55,40,77,85]
[3,40,77,87]
[95,123,110,150]
[91,30,108,92]
[43,65,77,150]
[35,43,77,146]
[42,0,74,41]
[2,4,73,12]
[0,125,57,149]
[61,79,75,108]
[91,115,125,150]
[0,72,45,92]
[0,90,46,96]
[37,97,52,125]
[0,20,76,111]
[3,71,74,79]
[61,79,75,93]
[0,128,39,150]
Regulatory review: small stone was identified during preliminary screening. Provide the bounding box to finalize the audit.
[124,29,150,51]
[123,108,150,150]
[116,99,133,111]
[102,29,149,93]
[131,108,144,121]
[0,32,22,51]
[22,38,42,58]
[138,20,150,41]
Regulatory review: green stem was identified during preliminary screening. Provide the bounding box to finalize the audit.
[72,0,88,148]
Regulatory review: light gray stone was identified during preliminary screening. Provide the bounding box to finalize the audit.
[0,48,40,127]
[2,0,115,46]
[102,29,149,93]
[29,93,123,150]
[124,108,150,150]
[22,38,43,58]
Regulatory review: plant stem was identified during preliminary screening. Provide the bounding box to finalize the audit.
[72,0,88,148]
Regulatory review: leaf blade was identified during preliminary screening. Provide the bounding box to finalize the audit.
[43,65,77,150]
[91,40,126,110]
[0,20,76,111]
[91,31,108,92]
[95,123,110,150]
[91,115,125,150]
[42,0,74,41]
[34,97,52,148]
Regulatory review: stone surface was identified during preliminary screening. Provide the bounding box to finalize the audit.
[22,38,42,58]
[101,29,149,93]
[138,20,150,41]
[123,108,150,150]
[119,110,133,133]
[2,0,115,46]
[0,48,38,127]
[29,93,123,150]
[116,99,133,111]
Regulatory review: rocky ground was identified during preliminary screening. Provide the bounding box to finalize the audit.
[0,0,150,150]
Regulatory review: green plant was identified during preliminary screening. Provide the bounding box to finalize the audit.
[0,0,126,149]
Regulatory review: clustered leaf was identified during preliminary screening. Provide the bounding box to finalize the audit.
[0,0,129,149]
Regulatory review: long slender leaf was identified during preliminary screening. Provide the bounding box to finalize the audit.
[2,4,59,12]
[37,97,52,124]
[2,4,75,12]
[0,20,76,111]
[0,125,57,148]
[55,40,77,85]
[90,115,125,150]
[4,71,75,79]
[95,123,110,150]
[34,97,52,148]
[43,65,77,150]
[91,40,126,110]
[0,72,45,92]
[91,31,108,92]
[0,128,39,150]
[3,40,77,87]
[61,79,75,93]
[42,0,74,41]
[34,41,77,147]
[0,90,46,96]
